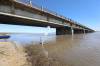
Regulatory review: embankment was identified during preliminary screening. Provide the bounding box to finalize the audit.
[0,41,68,66]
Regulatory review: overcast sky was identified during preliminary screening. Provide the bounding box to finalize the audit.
[0,24,56,34]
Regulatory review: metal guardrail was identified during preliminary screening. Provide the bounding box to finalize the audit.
[15,0,71,20]
[14,0,89,29]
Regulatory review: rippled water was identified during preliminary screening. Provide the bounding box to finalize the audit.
[44,32,100,66]
[1,32,100,66]
[7,34,56,45]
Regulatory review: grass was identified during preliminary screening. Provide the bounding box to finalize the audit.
[23,44,68,66]
[0,41,68,66]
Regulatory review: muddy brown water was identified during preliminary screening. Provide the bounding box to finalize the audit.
[44,32,100,66]
[1,32,100,66]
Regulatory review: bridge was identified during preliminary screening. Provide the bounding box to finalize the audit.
[0,0,94,35]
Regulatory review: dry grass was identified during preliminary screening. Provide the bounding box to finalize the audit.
[24,44,68,66]
[0,42,28,66]
[0,41,68,66]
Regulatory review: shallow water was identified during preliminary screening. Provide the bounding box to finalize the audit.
[8,34,56,45]
[44,32,100,66]
[1,32,100,66]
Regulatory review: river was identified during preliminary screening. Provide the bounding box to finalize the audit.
[1,32,100,66]
[44,32,100,66]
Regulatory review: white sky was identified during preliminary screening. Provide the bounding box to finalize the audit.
[0,24,56,34]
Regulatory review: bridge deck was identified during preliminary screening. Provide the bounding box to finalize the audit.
[0,0,94,32]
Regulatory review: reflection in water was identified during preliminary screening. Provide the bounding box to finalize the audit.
[40,36,49,58]
[45,32,100,66]
[8,34,56,45]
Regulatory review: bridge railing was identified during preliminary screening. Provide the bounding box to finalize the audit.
[14,0,88,29]
[15,1,73,21]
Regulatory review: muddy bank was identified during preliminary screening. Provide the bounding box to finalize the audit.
[0,41,68,66]
[24,44,68,66]
[0,42,28,66]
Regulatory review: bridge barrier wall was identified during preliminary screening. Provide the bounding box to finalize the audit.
[0,0,94,32]
[0,5,47,21]
[49,18,63,24]
[0,5,12,13]
[0,4,66,25]
[0,5,77,29]
[15,9,47,21]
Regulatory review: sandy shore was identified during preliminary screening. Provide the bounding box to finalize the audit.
[0,41,68,66]
[0,42,28,66]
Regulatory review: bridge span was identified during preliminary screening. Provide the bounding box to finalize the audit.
[0,0,94,35]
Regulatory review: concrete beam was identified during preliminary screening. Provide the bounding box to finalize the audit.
[0,0,94,35]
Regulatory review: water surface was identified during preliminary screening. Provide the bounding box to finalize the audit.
[1,32,100,66]
[44,32,100,66]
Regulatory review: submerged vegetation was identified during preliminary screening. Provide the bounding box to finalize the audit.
[0,41,68,66]
[24,44,68,66]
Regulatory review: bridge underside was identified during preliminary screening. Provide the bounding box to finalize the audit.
[0,13,67,35]
[0,13,63,28]
[0,0,94,35]
[0,13,94,35]
[56,27,91,35]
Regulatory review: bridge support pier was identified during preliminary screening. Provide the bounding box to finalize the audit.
[56,27,70,35]
[73,29,84,34]
[71,27,74,36]
[83,29,86,34]
[56,27,87,35]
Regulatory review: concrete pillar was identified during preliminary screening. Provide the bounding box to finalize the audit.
[45,26,50,35]
[56,27,69,35]
[71,27,74,40]
[71,27,74,36]
[83,29,86,34]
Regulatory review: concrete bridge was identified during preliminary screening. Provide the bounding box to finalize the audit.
[0,0,94,35]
